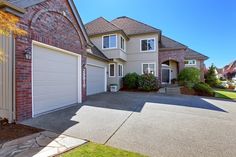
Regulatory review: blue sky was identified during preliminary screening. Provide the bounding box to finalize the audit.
[75,0,236,68]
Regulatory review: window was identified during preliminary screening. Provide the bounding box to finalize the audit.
[142,63,156,75]
[118,64,123,77]
[109,63,115,77]
[103,35,117,49]
[120,36,125,51]
[185,60,196,65]
[141,38,155,52]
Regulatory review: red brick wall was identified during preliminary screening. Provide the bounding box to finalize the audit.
[159,49,206,82]
[15,0,87,121]
[158,49,185,81]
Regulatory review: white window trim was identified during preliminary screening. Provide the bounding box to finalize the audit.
[141,63,156,76]
[109,63,116,77]
[120,36,126,52]
[140,38,156,52]
[102,34,117,50]
[185,59,197,65]
[118,64,124,77]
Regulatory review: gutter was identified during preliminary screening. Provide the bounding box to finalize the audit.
[0,0,25,17]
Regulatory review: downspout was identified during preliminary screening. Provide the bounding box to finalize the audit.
[11,33,16,122]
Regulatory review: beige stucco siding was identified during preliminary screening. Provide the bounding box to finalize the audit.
[0,34,14,122]
[90,34,127,61]
[125,34,159,76]
[169,61,178,79]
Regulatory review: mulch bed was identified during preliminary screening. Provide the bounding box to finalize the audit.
[0,120,43,144]
[180,86,197,96]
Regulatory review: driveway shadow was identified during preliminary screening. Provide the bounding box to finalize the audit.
[84,92,227,113]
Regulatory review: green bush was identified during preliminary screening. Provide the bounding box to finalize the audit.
[138,74,158,91]
[178,67,200,88]
[193,82,214,96]
[123,73,139,89]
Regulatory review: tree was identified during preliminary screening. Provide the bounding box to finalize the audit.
[0,10,27,63]
[205,64,219,87]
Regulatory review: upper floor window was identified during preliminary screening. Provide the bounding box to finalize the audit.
[120,36,125,51]
[103,34,117,49]
[184,60,196,65]
[141,38,156,52]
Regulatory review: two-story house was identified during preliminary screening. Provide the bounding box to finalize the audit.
[85,16,208,91]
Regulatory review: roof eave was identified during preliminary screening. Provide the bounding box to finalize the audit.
[0,0,25,17]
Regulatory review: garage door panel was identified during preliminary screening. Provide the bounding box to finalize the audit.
[33,44,79,116]
[87,65,105,95]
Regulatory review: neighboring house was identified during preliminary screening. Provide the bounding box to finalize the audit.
[0,0,107,122]
[223,60,236,79]
[85,17,209,88]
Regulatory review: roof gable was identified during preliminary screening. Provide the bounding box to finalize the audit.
[85,17,123,36]
[111,16,161,36]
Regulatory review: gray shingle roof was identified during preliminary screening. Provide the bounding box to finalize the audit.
[85,17,123,36]
[90,45,108,61]
[160,35,187,49]
[185,48,209,60]
[111,16,161,36]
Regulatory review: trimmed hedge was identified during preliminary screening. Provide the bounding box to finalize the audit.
[193,82,214,96]
[123,73,139,89]
[138,74,158,91]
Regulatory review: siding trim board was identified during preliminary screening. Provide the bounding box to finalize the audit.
[0,34,14,122]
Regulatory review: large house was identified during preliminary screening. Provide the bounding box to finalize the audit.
[85,17,209,89]
[0,0,208,122]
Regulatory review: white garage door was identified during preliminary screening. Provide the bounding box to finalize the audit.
[87,64,106,95]
[33,43,81,116]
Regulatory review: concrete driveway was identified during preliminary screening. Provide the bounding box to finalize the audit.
[22,92,236,157]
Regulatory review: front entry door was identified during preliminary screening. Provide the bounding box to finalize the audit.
[162,68,170,84]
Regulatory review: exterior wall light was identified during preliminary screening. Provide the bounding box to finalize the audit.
[24,47,32,60]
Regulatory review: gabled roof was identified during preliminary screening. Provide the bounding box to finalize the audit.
[111,16,161,36]
[185,48,209,60]
[159,35,187,49]
[160,35,208,60]
[85,17,124,36]
[224,60,236,73]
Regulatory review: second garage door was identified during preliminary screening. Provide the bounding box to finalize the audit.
[87,64,106,95]
[33,42,81,116]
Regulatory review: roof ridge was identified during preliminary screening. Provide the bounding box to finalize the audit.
[112,16,161,32]
[85,17,105,26]
[102,17,123,31]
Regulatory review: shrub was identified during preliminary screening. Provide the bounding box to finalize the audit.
[193,82,214,96]
[138,74,158,91]
[123,73,139,89]
[178,67,200,88]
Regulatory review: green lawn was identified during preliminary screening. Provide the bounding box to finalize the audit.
[60,142,147,157]
[214,89,236,100]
